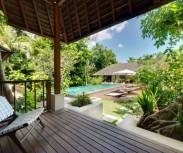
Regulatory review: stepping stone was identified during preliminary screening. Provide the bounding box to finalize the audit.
[120,106,129,110]
[103,114,117,123]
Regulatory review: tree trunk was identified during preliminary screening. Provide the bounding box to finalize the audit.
[0,53,14,103]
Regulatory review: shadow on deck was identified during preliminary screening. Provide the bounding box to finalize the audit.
[0,109,178,153]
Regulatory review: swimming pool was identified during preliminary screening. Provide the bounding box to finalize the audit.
[66,83,123,95]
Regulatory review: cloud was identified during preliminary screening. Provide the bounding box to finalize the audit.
[110,21,128,32]
[90,30,112,42]
[88,21,128,48]
[118,43,124,48]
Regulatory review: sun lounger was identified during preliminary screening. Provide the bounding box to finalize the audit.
[0,96,44,153]
[106,92,124,97]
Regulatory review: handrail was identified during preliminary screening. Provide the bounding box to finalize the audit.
[0,80,51,113]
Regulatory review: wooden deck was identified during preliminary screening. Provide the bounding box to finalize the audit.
[0,109,180,153]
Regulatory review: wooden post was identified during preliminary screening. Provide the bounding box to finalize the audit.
[54,1,61,94]
[46,81,51,110]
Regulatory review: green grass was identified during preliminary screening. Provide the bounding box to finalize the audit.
[99,99,140,119]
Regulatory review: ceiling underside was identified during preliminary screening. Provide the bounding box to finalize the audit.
[0,0,172,44]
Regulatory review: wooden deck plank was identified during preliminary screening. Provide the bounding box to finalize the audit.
[0,136,13,153]
[27,125,57,153]
[62,109,177,153]
[39,116,91,153]
[8,137,22,153]
[0,109,180,153]
[47,112,135,153]
[41,115,101,153]
[55,111,145,153]
[16,130,35,153]
[33,124,68,153]
[59,110,160,153]
[21,126,46,153]
[42,114,114,153]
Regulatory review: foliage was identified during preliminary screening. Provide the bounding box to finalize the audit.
[90,43,117,72]
[89,77,103,85]
[136,89,158,116]
[140,0,183,48]
[71,93,92,107]
[178,106,183,130]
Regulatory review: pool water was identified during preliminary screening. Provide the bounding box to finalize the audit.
[66,83,123,95]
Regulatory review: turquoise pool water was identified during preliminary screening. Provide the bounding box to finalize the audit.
[66,83,123,95]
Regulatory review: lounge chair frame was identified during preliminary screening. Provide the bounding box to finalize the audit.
[0,96,44,153]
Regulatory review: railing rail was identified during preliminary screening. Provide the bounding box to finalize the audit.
[0,80,51,113]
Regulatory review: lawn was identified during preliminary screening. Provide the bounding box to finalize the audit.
[99,99,140,119]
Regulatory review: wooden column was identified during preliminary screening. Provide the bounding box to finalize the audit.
[54,1,61,94]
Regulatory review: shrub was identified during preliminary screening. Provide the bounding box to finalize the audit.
[178,105,183,131]
[136,89,158,116]
[148,81,175,109]
[89,77,103,85]
[71,93,92,107]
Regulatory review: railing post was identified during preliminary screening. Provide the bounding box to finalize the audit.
[46,81,51,110]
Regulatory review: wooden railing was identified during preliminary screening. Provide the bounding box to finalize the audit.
[0,80,51,113]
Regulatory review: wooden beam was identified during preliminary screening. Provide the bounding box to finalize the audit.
[0,0,8,20]
[57,0,65,6]
[44,0,54,5]
[54,1,61,94]
[96,0,101,28]
[73,0,81,37]
[83,0,90,33]
[32,0,43,35]
[154,0,160,4]
[110,0,115,22]
[18,0,28,29]
[45,2,54,36]
[128,0,132,14]
[60,8,68,43]
[66,3,74,40]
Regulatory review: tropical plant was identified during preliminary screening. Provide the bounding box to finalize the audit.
[71,93,92,107]
[177,106,183,130]
[140,0,183,48]
[136,89,158,116]
[89,77,103,85]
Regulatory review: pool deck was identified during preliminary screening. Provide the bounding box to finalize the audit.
[88,86,141,101]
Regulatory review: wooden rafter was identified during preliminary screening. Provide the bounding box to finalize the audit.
[110,0,115,22]
[60,8,68,43]
[32,0,43,35]
[128,0,132,14]
[0,0,8,21]
[66,3,74,40]
[73,0,81,37]
[44,0,54,5]
[154,0,161,4]
[45,2,54,36]
[96,0,101,28]
[57,0,65,6]
[18,0,28,29]
[83,0,90,33]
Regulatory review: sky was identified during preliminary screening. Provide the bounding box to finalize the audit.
[88,17,182,63]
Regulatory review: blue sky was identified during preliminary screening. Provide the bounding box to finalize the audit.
[88,17,182,63]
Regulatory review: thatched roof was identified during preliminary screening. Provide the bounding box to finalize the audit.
[0,0,172,44]
[0,46,14,61]
[93,62,139,76]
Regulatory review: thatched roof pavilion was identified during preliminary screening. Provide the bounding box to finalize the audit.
[93,62,138,76]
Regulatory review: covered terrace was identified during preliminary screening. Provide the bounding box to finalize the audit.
[0,0,177,152]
